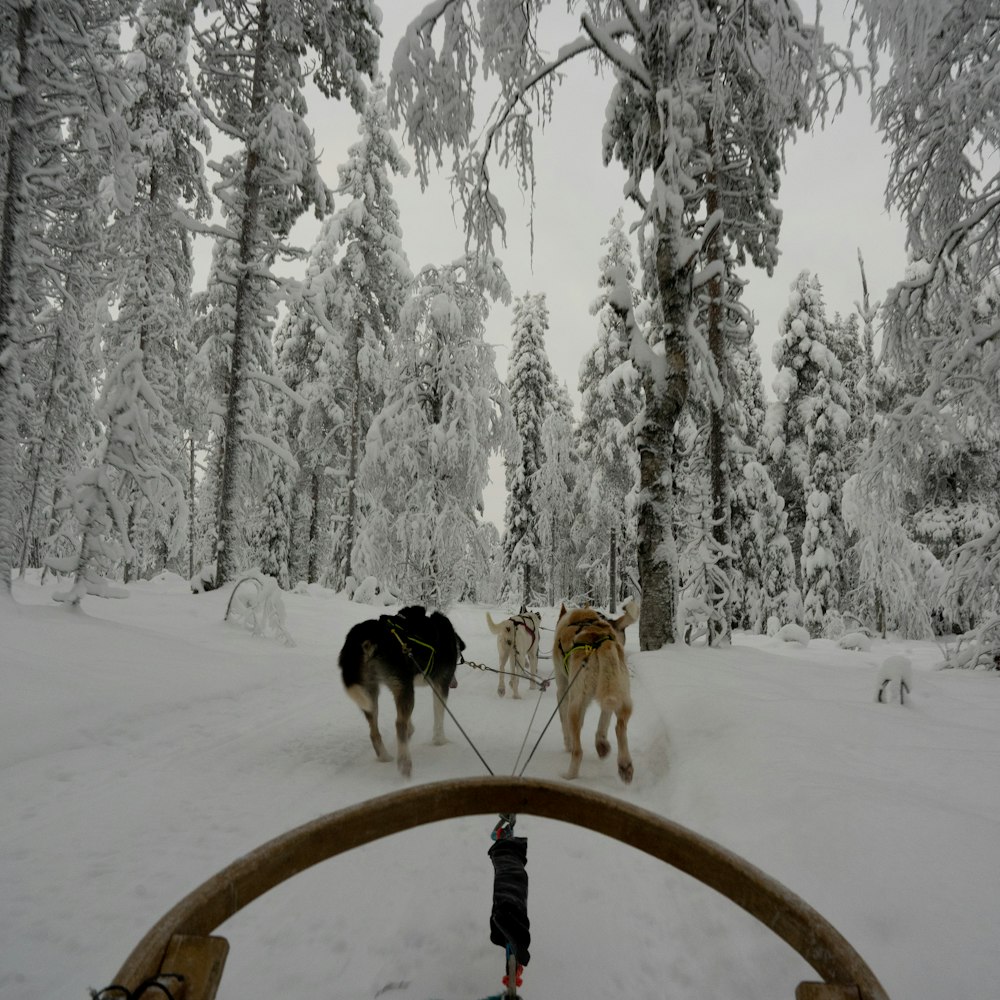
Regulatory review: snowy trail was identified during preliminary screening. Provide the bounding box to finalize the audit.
[4,577,1000,1000]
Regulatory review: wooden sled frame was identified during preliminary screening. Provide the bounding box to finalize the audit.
[111,777,889,1000]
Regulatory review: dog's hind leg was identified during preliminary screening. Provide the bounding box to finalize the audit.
[562,701,585,780]
[614,702,634,784]
[430,681,449,745]
[393,684,416,778]
[594,708,612,759]
[347,683,392,762]
[509,635,522,699]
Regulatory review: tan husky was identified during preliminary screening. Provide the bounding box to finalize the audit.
[485,606,542,698]
[552,598,639,783]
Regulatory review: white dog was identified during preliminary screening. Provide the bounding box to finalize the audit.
[485,607,542,698]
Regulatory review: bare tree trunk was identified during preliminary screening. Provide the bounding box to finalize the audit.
[17,318,66,578]
[609,522,618,614]
[188,435,195,582]
[630,3,694,650]
[308,471,320,583]
[0,3,35,599]
[706,140,731,647]
[215,0,270,585]
[344,319,362,583]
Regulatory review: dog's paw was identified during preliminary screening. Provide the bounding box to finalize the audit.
[595,737,611,759]
[497,686,505,697]
[397,756,412,779]
[618,761,634,784]
[377,751,393,763]
[432,734,448,746]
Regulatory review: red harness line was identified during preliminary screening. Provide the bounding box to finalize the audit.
[511,615,537,645]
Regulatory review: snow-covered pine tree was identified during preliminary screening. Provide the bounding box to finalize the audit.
[353,255,514,607]
[390,1,852,648]
[502,291,554,604]
[767,271,849,609]
[801,359,851,634]
[258,409,293,590]
[577,210,641,611]
[732,461,802,632]
[854,0,1000,660]
[537,380,588,605]
[0,0,135,599]
[50,350,185,604]
[688,0,845,644]
[15,216,102,582]
[843,472,935,639]
[191,0,379,585]
[95,0,211,583]
[272,302,333,585]
[300,78,411,589]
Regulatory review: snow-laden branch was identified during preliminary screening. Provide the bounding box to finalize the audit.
[241,431,300,473]
[244,370,308,410]
[580,13,650,92]
[171,208,236,242]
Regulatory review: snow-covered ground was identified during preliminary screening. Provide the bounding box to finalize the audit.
[2,573,997,1000]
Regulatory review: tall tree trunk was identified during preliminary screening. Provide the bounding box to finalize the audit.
[0,3,35,600]
[188,435,196,582]
[608,522,618,614]
[215,0,270,585]
[706,139,731,646]
[344,318,362,583]
[308,471,320,583]
[632,2,694,650]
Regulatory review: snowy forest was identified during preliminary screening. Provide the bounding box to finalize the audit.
[0,0,997,666]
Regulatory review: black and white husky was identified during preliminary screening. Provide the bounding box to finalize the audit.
[338,605,465,778]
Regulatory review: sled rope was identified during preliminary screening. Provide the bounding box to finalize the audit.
[512,655,591,779]
[397,644,496,776]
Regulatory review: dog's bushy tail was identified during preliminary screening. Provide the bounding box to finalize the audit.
[485,611,506,636]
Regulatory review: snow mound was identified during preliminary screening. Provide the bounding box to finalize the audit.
[838,631,872,652]
[774,623,810,646]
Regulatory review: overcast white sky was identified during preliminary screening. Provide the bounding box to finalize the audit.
[195,2,908,529]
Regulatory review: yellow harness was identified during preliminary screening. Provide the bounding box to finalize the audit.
[388,622,436,676]
[559,633,611,673]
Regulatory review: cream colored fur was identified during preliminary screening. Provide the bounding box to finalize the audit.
[485,609,541,698]
[553,599,639,784]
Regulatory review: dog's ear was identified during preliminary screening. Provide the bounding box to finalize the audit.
[557,602,567,622]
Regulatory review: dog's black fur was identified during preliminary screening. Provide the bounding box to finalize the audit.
[339,605,465,777]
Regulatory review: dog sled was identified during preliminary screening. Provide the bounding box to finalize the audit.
[99,777,889,1000]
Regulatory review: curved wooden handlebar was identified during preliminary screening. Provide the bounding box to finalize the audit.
[113,776,888,1000]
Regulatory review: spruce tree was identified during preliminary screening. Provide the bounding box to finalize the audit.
[577,211,641,610]
[502,292,553,604]
[192,0,379,584]
[354,255,513,607]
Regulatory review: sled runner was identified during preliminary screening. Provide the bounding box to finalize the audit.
[99,777,890,1000]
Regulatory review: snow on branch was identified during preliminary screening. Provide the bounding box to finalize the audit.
[580,13,649,92]
[244,370,309,410]
[242,431,300,474]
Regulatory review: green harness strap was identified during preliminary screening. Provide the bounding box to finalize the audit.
[388,622,436,676]
[560,634,611,673]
